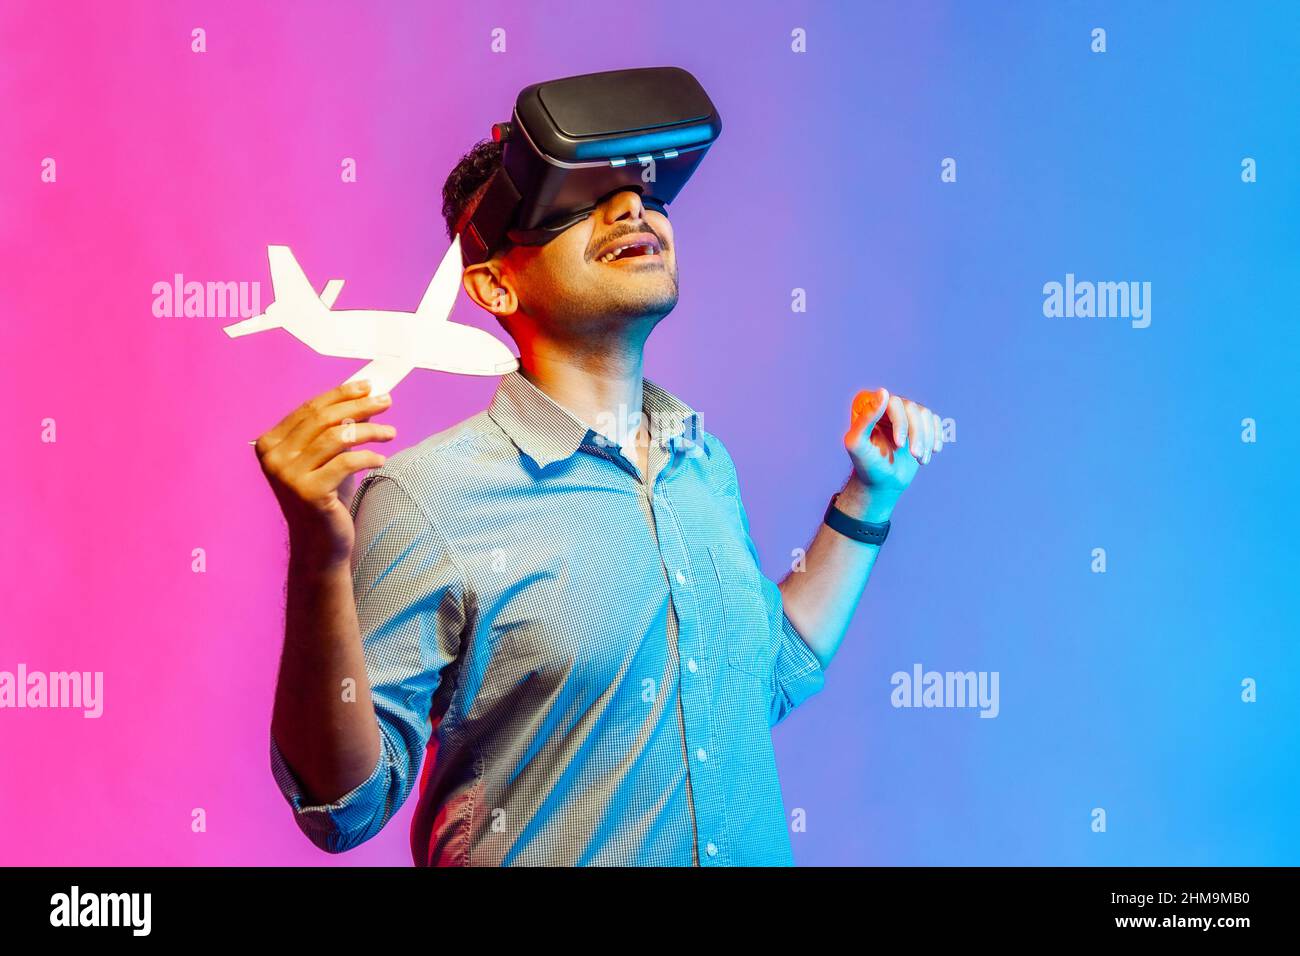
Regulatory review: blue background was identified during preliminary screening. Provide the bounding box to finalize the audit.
[642,0,1298,864]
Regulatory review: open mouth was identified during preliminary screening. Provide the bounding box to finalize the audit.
[595,237,662,264]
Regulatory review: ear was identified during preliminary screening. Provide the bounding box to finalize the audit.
[463,261,517,319]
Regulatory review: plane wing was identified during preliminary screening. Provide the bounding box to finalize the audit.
[416,235,463,319]
[343,356,416,396]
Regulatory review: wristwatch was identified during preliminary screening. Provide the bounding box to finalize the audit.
[823,492,891,546]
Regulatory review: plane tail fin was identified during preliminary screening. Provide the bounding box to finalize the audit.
[267,245,323,311]
[223,246,326,337]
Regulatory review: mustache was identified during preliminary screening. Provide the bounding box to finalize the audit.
[586,220,669,262]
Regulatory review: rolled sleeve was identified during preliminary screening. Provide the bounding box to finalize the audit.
[769,609,825,726]
[269,732,393,853]
[712,435,827,727]
[269,472,467,853]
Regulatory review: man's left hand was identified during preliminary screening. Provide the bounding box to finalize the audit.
[840,388,944,521]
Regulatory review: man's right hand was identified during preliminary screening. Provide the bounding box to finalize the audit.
[254,379,397,569]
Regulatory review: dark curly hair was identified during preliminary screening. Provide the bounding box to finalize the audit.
[441,138,508,252]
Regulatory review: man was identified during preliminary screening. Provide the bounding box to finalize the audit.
[261,136,944,866]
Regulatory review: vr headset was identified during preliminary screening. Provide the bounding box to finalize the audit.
[454,66,722,266]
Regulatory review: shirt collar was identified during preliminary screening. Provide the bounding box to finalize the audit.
[487,369,708,470]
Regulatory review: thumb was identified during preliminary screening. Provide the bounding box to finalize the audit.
[846,387,890,445]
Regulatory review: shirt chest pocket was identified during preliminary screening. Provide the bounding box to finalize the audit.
[706,541,773,680]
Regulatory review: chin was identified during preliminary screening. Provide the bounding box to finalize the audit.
[614,270,678,311]
[606,286,678,322]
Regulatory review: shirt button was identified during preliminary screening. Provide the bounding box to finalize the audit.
[706,842,718,858]
[687,658,698,673]
[675,570,687,585]
[696,748,707,762]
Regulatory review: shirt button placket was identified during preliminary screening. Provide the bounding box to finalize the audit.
[654,489,723,866]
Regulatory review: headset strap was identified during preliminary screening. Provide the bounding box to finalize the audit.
[455,168,522,266]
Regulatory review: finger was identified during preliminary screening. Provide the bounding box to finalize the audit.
[846,387,890,447]
[931,411,944,454]
[920,403,930,463]
[904,401,926,462]
[920,406,934,463]
[258,380,378,456]
[888,395,908,450]
[295,421,397,473]
[273,388,393,464]
[312,450,388,493]
[325,393,396,429]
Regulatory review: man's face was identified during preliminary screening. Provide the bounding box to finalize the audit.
[467,188,678,345]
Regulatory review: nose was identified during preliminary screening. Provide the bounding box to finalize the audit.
[598,188,649,226]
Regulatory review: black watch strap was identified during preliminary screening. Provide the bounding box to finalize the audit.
[823,493,891,546]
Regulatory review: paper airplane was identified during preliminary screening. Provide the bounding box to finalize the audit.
[224,236,519,394]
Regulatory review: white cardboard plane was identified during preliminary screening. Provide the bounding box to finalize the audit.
[224,236,519,394]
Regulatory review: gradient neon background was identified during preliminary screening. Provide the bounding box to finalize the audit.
[2,1,1297,866]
